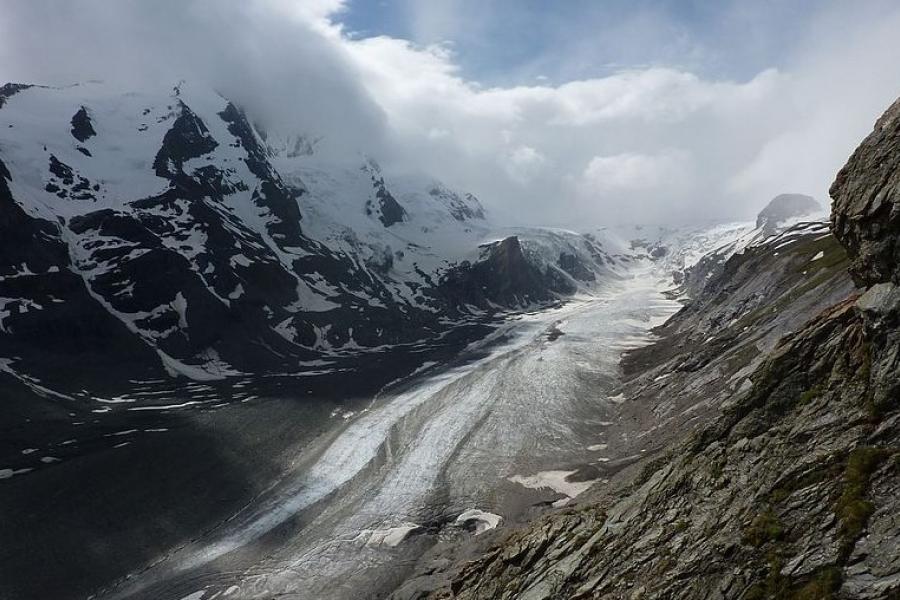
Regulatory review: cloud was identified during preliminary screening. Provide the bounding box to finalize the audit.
[2,0,900,226]
[725,3,900,211]
[505,146,547,183]
[583,151,689,193]
[0,0,387,161]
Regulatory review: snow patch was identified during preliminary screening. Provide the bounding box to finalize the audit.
[508,469,595,499]
[0,467,33,479]
[455,509,503,534]
[365,523,421,548]
[227,283,244,300]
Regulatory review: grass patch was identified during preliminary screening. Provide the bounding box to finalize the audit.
[785,234,849,277]
[798,383,825,406]
[745,561,842,600]
[744,551,788,600]
[725,341,761,374]
[793,567,842,600]
[743,509,785,547]
[835,446,889,556]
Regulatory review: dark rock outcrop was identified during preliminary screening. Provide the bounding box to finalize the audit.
[831,97,900,287]
[368,174,407,227]
[832,96,900,433]
[153,101,218,177]
[756,193,822,236]
[0,83,32,109]
[0,158,163,391]
[218,101,306,245]
[70,106,96,142]
[439,236,557,308]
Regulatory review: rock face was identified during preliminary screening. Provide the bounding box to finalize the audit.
[0,82,31,108]
[363,160,408,227]
[439,236,558,307]
[756,193,822,235]
[831,97,900,287]
[833,96,900,457]
[407,99,900,600]
[69,106,96,143]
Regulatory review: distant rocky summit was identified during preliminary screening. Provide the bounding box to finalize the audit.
[756,193,822,235]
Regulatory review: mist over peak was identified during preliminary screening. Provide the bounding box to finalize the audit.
[4,1,900,226]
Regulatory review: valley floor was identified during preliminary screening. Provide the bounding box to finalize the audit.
[78,260,680,600]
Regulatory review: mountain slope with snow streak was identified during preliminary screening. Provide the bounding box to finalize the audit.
[0,81,625,396]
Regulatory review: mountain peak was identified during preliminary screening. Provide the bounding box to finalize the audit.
[755,193,821,235]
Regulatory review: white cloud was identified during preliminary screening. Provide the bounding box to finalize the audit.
[583,151,689,193]
[2,0,900,226]
[506,146,547,183]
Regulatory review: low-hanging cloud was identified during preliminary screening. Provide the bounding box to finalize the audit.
[2,0,900,226]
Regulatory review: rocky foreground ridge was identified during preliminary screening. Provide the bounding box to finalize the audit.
[397,99,900,599]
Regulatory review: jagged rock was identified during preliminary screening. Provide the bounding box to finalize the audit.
[0,82,32,109]
[831,97,900,287]
[439,236,558,308]
[370,176,406,226]
[153,101,218,177]
[70,106,96,142]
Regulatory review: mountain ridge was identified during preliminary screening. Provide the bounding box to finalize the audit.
[0,80,625,397]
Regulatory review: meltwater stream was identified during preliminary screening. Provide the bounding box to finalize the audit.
[109,263,681,600]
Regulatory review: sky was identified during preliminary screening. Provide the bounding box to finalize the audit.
[2,0,900,226]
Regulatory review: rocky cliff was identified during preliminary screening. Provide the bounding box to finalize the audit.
[403,98,900,600]
[831,97,900,288]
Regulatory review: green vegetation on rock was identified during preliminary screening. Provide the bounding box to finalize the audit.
[835,446,890,556]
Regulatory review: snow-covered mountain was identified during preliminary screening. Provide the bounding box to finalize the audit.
[0,81,628,393]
